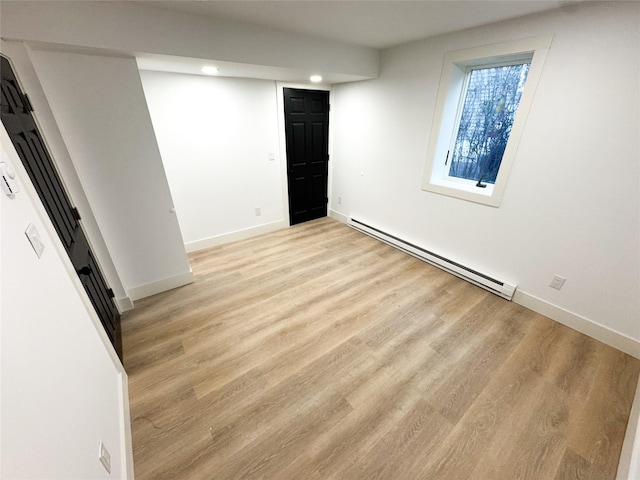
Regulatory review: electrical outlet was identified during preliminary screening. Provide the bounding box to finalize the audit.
[549,275,566,290]
[338,196,342,205]
[255,207,261,216]
[98,441,111,473]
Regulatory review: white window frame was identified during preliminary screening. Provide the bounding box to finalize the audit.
[422,36,552,207]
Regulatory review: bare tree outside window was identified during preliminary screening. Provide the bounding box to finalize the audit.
[449,63,530,185]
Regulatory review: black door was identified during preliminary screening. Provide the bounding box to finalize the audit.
[283,88,329,225]
[1,55,123,360]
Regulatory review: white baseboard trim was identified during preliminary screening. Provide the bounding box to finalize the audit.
[185,220,288,253]
[329,209,348,223]
[617,380,640,480]
[118,370,135,479]
[128,269,194,301]
[513,290,640,359]
[114,296,134,313]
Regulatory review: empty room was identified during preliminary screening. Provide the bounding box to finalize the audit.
[1,1,639,479]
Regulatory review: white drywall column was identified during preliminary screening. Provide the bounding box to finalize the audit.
[28,49,192,299]
[0,126,133,478]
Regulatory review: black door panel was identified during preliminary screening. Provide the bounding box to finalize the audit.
[284,88,329,225]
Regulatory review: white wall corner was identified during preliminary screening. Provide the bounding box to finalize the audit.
[185,220,288,253]
[114,296,134,313]
[513,290,640,360]
[128,269,194,301]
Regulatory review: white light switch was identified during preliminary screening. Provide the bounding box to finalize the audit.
[25,223,45,258]
[268,152,275,161]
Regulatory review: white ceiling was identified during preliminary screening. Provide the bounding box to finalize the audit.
[145,0,569,50]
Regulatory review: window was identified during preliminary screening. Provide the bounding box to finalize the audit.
[422,36,552,206]
[448,61,530,186]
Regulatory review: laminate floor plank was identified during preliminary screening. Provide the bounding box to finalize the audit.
[352,397,453,480]
[487,385,570,480]
[122,217,639,479]
[553,447,608,480]
[566,347,640,476]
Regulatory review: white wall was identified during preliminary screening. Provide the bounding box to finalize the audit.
[331,2,640,348]
[0,127,133,478]
[140,71,286,249]
[27,49,193,300]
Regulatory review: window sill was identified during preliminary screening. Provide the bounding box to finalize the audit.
[423,179,500,207]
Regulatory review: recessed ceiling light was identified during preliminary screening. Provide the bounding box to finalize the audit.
[201,66,219,75]
[310,75,323,83]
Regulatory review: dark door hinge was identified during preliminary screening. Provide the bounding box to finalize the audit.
[22,94,33,113]
[71,207,82,221]
[107,288,115,299]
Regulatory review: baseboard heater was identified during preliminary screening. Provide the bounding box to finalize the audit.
[347,218,517,301]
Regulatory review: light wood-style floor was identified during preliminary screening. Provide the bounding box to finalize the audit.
[122,217,639,480]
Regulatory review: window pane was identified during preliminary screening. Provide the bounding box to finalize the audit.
[449,63,530,184]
